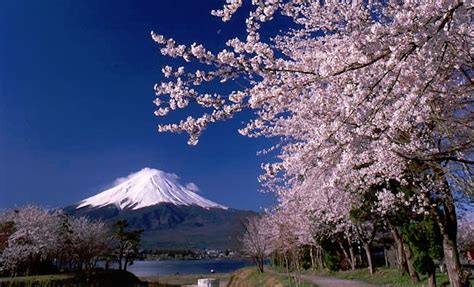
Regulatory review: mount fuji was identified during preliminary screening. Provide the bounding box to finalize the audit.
[76,168,227,211]
[65,168,255,250]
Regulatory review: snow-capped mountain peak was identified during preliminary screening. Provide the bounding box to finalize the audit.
[77,168,227,210]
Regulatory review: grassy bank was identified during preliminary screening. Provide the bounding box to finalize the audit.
[227,267,316,287]
[141,267,317,287]
[0,274,76,287]
[310,267,460,287]
[0,270,145,287]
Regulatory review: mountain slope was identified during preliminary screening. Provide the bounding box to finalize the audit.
[67,203,254,249]
[77,168,227,210]
[66,168,255,249]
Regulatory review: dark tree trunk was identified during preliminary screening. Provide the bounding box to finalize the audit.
[339,241,354,270]
[403,242,420,283]
[384,248,389,268]
[442,236,463,287]
[347,238,356,271]
[317,246,323,269]
[355,222,377,275]
[428,268,437,287]
[362,243,374,275]
[390,225,409,275]
[118,244,124,271]
[293,249,302,286]
[433,178,466,287]
[428,273,436,287]
[258,256,264,273]
[254,255,264,272]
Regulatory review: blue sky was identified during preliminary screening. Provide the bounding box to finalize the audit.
[0,0,276,210]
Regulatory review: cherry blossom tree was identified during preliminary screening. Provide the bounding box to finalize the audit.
[152,2,473,286]
[69,217,111,272]
[0,206,62,276]
[241,216,272,273]
[0,206,112,277]
[271,180,361,272]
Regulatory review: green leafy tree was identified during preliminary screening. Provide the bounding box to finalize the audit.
[403,218,443,287]
[113,219,143,271]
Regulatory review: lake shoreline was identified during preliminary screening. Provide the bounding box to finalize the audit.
[141,272,232,286]
[125,259,252,277]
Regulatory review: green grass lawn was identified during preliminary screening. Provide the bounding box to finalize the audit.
[0,269,146,287]
[0,273,77,286]
[310,267,469,287]
[230,267,316,287]
[142,267,317,287]
[0,274,75,283]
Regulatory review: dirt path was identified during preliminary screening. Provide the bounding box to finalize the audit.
[268,270,376,287]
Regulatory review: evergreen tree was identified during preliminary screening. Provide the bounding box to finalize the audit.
[113,219,143,271]
[403,218,443,287]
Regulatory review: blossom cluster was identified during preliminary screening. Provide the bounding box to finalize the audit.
[0,206,110,275]
[152,1,473,278]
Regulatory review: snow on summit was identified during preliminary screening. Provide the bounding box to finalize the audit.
[77,168,227,210]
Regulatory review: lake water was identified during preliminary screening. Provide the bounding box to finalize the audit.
[125,259,253,277]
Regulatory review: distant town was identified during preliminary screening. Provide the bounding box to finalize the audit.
[141,249,242,261]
